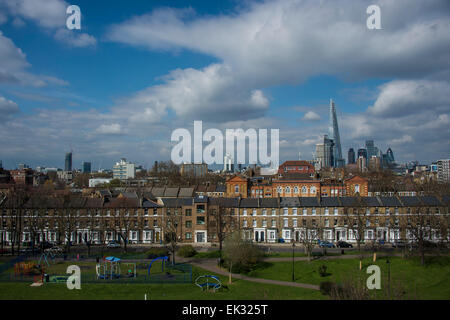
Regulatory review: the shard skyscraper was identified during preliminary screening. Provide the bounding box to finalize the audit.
[329,99,345,167]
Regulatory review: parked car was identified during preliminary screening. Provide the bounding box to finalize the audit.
[106,241,121,248]
[391,240,406,248]
[337,241,353,248]
[318,240,335,248]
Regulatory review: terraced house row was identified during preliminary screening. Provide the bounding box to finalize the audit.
[0,193,449,246]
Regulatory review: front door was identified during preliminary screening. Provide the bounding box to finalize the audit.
[337,231,341,241]
[196,232,205,243]
[255,232,259,242]
[260,231,264,242]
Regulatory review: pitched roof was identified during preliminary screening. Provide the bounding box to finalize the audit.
[398,196,421,206]
[320,197,340,207]
[280,197,300,207]
[378,197,402,207]
[178,188,194,197]
[164,187,179,197]
[160,198,193,207]
[209,197,239,207]
[151,187,166,197]
[338,197,360,207]
[239,198,259,208]
[419,196,442,206]
[361,197,381,207]
[299,197,320,207]
[260,198,279,208]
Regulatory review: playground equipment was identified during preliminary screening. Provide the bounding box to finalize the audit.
[38,247,64,267]
[124,263,137,278]
[14,261,38,277]
[195,275,222,292]
[96,256,121,280]
[147,256,169,275]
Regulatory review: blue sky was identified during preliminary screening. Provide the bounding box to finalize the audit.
[0,0,449,170]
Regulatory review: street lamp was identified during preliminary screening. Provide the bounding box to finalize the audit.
[292,242,295,282]
[386,258,391,299]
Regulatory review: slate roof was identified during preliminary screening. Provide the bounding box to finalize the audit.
[280,197,301,207]
[260,198,279,208]
[164,187,179,197]
[151,187,166,197]
[338,197,360,207]
[378,197,402,207]
[160,198,193,207]
[399,196,421,206]
[178,188,194,197]
[239,198,259,208]
[299,197,320,207]
[419,196,442,206]
[361,197,381,207]
[320,197,340,207]
[209,197,239,207]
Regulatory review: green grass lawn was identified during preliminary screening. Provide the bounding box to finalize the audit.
[245,255,450,299]
[0,264,324,300]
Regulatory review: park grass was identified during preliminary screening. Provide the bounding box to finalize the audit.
[245,255,450,299]
[0,265,325,300]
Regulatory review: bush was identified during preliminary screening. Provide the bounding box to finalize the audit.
[146,247,169,259]
[320,281,336,296]
[318,265,328,277]
[223,242,263,273]
[178,245,197,258]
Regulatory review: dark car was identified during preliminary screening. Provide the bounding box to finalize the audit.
[337,241,353,248]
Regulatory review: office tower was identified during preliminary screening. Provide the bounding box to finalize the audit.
[437,159,450,182]
[113,158,135,180]
[315,135,334,169]
[223,153,233,172]
[357,148,367,160]
[82,162,91,173]
[357,155,367,172]
[65,152,72,171]
[386,148,395,164]
[369,156,381,171]
[329,99,344,167]
[348,148,355,164]
[366,140,379,159]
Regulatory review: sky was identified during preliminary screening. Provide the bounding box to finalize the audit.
[0,0,449,170]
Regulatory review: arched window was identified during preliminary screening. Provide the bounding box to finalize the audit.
[285,186,291,194]
[354,184,360,193]
[277,186,282,194]
[235,185,240,193]
[301,186,308,194]
[294,186,299,194]
[310,186,316,194]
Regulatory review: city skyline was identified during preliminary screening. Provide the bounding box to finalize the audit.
[0,0,449,169]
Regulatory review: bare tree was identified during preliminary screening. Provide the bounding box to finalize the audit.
[163,206,182,265]
[298,218,322,261]
[208,203,238,262]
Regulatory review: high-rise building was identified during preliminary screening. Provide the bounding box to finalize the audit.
[223,153,234,172]
[357,148,367,160]
[348,148,355,164]
[315,135,334,169]
[82,162,91,173]
[65,152,72,171]
[365,140,379,159]
[357,155,367,172]
[369,156,381,171]
[386,148,395,163]
[329,99,344,167]
[437,159,450,182]
[113,158,135,180]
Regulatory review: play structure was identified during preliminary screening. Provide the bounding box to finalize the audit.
[96,256,121,279]
[195,275,222,292]
[147,256,169,275]
[14,261,40,277]
[38,247,64,267]
[96,256,137,280]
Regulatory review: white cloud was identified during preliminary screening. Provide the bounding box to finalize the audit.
[96,123,123,135]
[302,111,321,121]
[0,31,67,86]
[0,0,96,47]
[54,29,97,48]
[112,63,270,123]
[0,96,19,121]
[368,80,450,117]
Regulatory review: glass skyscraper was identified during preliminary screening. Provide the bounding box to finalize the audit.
[65,152,72,172]
[329,99,344,167]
